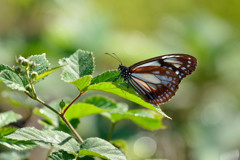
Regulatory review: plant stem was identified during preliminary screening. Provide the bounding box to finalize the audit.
[25,92,84,144]
[35,96,60,116]
[25,70,36,98]
[61,115,84,144]
[61,91,87,116]
[107,122,116,141]
[45,147,54,160]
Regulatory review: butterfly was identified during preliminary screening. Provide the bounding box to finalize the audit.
[107,53,197,105]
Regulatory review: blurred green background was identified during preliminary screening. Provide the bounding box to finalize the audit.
[0,0,240,160]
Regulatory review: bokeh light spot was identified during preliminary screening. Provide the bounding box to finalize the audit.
[133,136,157,158]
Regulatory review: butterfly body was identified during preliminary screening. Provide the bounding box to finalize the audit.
[118,54,197,105]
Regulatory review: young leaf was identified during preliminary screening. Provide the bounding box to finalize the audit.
[0,70,26,92]
[5,127,80,154]
[79,137,127,160]
[70,75,92,91]
[84,95,118,110]
[36,65,62,82]
[29,53,50,75]
[86,82,171,119]
[59,49,95,82]
[0,111,22,128]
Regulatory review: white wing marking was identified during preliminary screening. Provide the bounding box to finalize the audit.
[163,58,183,65]
[137,61,161,67]
[132,73,161,84]
[132,77,152,91]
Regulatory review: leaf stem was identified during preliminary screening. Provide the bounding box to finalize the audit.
[61,115,84,144]
[61,91,87,116]
[45,147,54,160]
[107,122,116,141]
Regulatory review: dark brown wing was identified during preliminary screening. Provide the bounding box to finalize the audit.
[128,54,197,105]
[130,54,197,81]
[129,67,179,105]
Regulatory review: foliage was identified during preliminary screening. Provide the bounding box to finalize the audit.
[0,50,165,160]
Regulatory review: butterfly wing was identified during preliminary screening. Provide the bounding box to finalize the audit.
[130,54,197,81]
[128,54,197,105]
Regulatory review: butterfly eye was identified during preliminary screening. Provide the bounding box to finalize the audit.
[118,54,197,105]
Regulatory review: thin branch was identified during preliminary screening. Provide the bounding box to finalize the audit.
[45,147,54,160]
[61,91,87,116]
[107,122,116,141]
[35,97,60,116]
[61,115,84,144]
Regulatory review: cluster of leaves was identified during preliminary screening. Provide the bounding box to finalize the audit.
[0,50,165,160]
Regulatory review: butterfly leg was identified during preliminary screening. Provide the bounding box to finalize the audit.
[112,74,121,82]
[127,80,130,88]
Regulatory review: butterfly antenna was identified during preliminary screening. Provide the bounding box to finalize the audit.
[105,53,122,64]
[112,53,122,64]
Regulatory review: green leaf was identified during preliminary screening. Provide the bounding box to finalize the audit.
[0,128,17,137]
[29,53,50,75]
[36,65,62,82]
[0,64,13,82]
[86,82,171,119]
[0,64,13,72]
[57,119,80,134]
[64,103,110,121]
[91,70,122,84]
[0,70,26,92]
[111,139,128,153]
[0,151,28,160]
[84,95,118,110]
[103,109,163,130]
[70,75,92,91]
[37,119,55,129]
[49,150,94,160]
[49,150,75,160]
[77,156,95,160]
[0,111,22,128]
[34,100,61,127]
[0,138,36,151]
[79,137,127,160]
[5,127,80,154]
[0,127,36,151]
[59,49,95,82]
[2,91,38,108]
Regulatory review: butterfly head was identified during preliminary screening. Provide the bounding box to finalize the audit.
[118,64,131,81]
